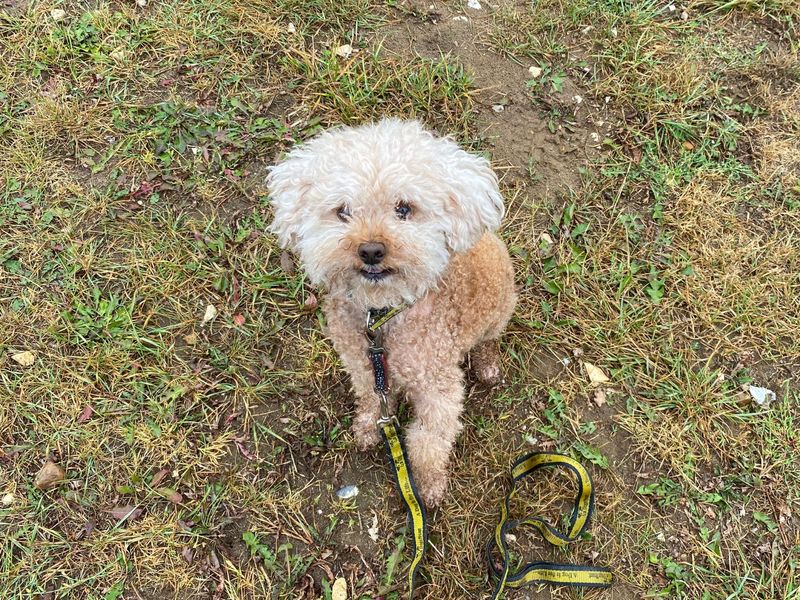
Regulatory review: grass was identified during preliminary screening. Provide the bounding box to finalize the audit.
[1,0,799,599]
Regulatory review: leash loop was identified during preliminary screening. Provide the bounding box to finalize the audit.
[486,452,614,598]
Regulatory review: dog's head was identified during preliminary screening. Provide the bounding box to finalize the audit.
[267,119,504,309]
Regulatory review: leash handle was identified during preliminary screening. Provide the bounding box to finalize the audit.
[487,452,613,598]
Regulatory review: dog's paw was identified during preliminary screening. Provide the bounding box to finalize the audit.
[352,417,380,450]
[470,342,502,386]
[414,470,448,508]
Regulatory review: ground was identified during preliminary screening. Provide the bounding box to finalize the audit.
[0,0,798,599]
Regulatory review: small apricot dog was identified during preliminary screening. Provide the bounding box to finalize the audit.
[268,119,516,506]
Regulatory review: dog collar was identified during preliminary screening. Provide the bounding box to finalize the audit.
[366,303,409,333]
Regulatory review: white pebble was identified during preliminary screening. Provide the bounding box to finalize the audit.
[528,66,543,78]
[467,0,482,9]
[50,9,66,21]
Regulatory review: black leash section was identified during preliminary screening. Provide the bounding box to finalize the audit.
[487,452,614,597]
[366,306,427,599]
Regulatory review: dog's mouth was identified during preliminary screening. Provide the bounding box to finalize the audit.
[360,266,394,282]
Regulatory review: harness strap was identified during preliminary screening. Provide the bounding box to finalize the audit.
[486,452,614,597]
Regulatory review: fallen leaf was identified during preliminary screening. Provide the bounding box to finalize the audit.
[467,0,482,9]
[77,405,94,424]
[34,461,65,490]
[280,251,296,274]
[232,314,245,327]
[583,362,610,386]
[12,351,36,367]
[749,385,776,406]
[181,547,194,564]
[108,504,143,522]
[304,293,318,310]
[234,439,257,461]
[150,468,170,487]
[183,333,198,346]
[593,389,607,407]
[2,493,14,506]
[158,487,183,504]
[201,304,217,326]
[332,577,347,600]
[683,141,695,151]
[334,44,353,58]
[50,8,66,21]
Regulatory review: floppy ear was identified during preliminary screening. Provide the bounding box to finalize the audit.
[266,149,313,251]
[441,145,505,253]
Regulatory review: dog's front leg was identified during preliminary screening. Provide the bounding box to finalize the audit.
[403,367,465,507]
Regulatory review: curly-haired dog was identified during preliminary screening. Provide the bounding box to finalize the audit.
[268,119,516,506]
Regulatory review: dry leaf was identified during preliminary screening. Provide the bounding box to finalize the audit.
[583,362,610,386]
[334,44,353,58]
[183,333,198,346]
[280,251,296,274]
[2,493,14,506]
[201,304,217,326]
[34,461,65,490]
[233,314,245,327]
[150,468,170,487]
[304,293,318,310]
[593,389,607,407]
[77,405,94,424]
[332,578,347,600]
[12,351,36,367]
[108,504,143,522]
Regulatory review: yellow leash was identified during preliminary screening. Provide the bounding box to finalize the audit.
[365,307,612,599]
[487,452,614,597]
[366,307,427,599]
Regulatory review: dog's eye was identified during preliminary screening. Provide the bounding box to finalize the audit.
[336,205,351,222]
[395,202,412,220]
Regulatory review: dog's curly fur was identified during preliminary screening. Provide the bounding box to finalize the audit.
[268,119,516,506]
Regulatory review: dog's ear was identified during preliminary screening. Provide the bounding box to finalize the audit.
[442,147,505,253]
[266,150,314,251]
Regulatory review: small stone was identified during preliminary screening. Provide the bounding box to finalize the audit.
[50,9,66,21]
[1,493,14,506]
[287,22,296,34]
[135,0,147,6]
[749,385,776,406]
[34,461,65,490]
[667,3,676,11]
[528,66,543,78]
[332,578,347,600]
[11,351,36,367]
[492,104,505,113]
[336,485,359,500]
[183,333,198,346]
[573,95,583,104]
[467,0,481,9]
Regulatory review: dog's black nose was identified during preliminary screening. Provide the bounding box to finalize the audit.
[358,242,386,265]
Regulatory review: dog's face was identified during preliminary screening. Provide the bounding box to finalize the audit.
[267,119,504,309]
